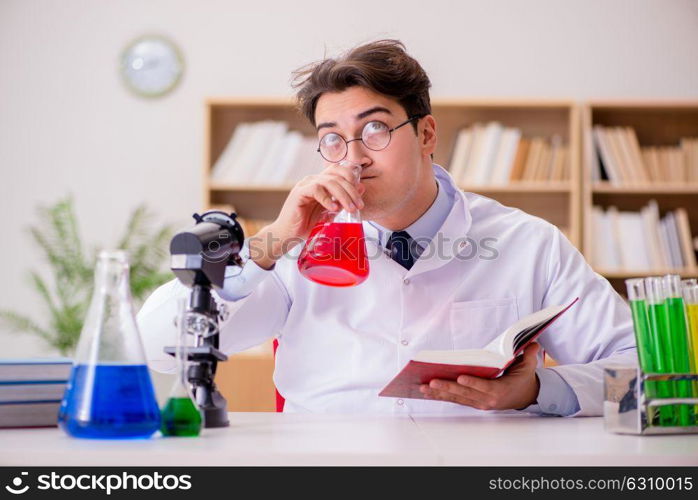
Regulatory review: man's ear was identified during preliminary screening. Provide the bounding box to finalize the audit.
[420,115,437,157]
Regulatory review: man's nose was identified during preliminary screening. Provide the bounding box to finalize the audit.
[346,139,371,168]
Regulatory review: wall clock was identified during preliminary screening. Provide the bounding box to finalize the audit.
[120,35,184,98]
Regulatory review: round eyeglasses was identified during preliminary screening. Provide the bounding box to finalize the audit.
[317,115,422,163]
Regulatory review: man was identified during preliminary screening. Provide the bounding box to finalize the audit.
[137,40,636,417]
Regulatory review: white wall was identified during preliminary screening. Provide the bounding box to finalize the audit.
[1,0,697,358]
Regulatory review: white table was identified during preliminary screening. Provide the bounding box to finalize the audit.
[1,413,697,466]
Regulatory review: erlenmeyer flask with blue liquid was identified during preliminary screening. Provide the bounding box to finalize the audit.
[58,250,161,439]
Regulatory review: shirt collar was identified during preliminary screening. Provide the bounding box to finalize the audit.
[369,169,455,250]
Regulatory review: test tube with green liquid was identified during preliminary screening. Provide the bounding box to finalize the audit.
[644,276,676,426]
[625,278,658,424]
[626,279,653,371]
[682,279,698,416]
[662,274,693,426]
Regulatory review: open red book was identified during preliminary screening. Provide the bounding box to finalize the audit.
[379,298,579,400]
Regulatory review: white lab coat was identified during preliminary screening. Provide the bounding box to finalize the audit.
[137,165,637,417]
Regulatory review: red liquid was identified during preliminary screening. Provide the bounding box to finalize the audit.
[298,222,369,287]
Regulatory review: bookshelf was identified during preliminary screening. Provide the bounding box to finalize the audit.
[205,97,315,221]
[581,101,698,295]
[431,99,580,247]
[205,98,582,247]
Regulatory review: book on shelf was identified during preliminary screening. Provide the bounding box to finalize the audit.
[379,298,578,400]
[490,127,522,185]
[591,201,697,272]
[274,131,304,184]
[592,125,698,185]
[250,121,292,184]
[447,121,569,186]
[549,135,569,181]
[522,137,546,181]
[681,138,698,183]
[448,128,473,186]
[211,121,324,186]
[508,138,530,181]
[0,358,72,429]
[470,122,503,185]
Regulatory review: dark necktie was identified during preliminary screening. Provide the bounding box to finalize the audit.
[387,230,417,270]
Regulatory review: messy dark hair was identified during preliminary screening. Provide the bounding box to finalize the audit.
[292,39,431,132]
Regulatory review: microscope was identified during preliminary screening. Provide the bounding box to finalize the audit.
[165,210,245,428]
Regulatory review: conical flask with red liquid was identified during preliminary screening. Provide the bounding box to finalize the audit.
[298,161,369,287]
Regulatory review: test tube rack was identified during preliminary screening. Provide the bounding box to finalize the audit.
[604,365,698,435]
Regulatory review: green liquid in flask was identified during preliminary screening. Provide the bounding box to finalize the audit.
[161,397,202,437]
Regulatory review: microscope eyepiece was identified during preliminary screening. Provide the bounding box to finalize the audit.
[169,211,245,289]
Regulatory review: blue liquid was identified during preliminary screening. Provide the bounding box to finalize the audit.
[59,364,161,439]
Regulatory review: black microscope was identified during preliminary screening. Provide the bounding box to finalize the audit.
[165,210,245,428]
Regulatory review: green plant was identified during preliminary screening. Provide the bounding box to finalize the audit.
[0,196,174,355]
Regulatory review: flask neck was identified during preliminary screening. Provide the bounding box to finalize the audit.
[74,250,145,364]
[333,208,362,224]
[332,160,363,224]
[94,253,132,299]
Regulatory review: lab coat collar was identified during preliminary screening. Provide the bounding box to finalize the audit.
[362,164,472,277]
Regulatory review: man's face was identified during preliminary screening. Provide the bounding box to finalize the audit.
[314,86,434,222]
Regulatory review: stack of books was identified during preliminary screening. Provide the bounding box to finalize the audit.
[591,200,698,272]
[0,358,72,428]
[210,121,324,186]
[448,122,570,186]
[591,125,698,184]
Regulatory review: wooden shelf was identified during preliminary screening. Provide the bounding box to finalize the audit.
[584,101,698,145]
[432,100,580,246]
[581,101,698,296]
[210,183,295,192]
[461,182,572,193]
[591,183,698,194]
[594,269,698,279]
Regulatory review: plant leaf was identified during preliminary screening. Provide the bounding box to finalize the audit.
[6,197,173,355]
[0,310,53,344]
